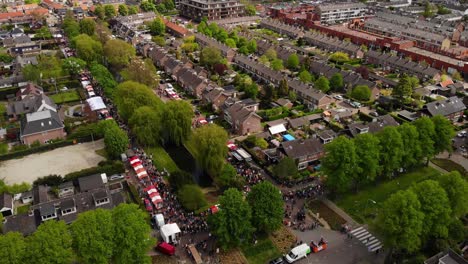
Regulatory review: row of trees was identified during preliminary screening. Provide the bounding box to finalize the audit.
[322,116,454,194]
[140,0,175,13]
[209,182,284,249]
[197,22,257,55]
[0,204,154,264]
[377,171,467,259]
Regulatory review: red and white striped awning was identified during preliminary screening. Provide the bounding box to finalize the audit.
[129,156,141,165]
[149,192,163,208]
[135,168,148,179]
[132,162,144,171]
[144,185,158,195]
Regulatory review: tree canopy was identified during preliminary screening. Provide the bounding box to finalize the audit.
[350,85,371,101]
[273,157,298,180]
[162,100,193,146]
[286,54,299,70]
[90,62,117,96]
[315,76,330,93]
[178,184,208,211]
[431,115,454,155]
[436,171,468,217]
[0,232,26,264]
[149,17,166,36]
[103,39,136,69]
[353,133,380,191]
[299,70,313,83]
[329,73,343,91]
[79,18,96,36]
[329,52,349,64]
[72,34,103,64]
[247,181,284,233]
[120,58,159,88]
[200,47,224,70]
[168,170,194,191]
[102,120,129,159]
[113,81,163,121]
[129,106,162,147]
[377,126,403,178]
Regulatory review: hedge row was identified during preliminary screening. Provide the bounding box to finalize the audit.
[64,161,125,182]
[0,140,74,161]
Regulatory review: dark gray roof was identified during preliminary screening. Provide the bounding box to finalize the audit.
[93,190,108,201]
[281,138,324,159]
[78,174,104,192]
[317,129,336,140]
[39,204,56,216]
[20,109,63,137]
[58,181,74,189]
[0,193,12,209]
[8,93,56,116]
[348,115,399,137]
[59,199,75,210]
[424,96,466,117]
[33,185,48,204]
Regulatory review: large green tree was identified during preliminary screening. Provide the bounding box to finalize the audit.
[189,124,228,177]
[377,126,403,178]
[79,18,96,36]
[315,76,330,93]
[286,54,299,70]
[247,181,284,233]
[436,171,468,217]
[411,180,452,240]
[329,73,343,91]
[353,133,380,191]
[103,120,129,159]
[350,85,371,101]
[209,188,254,249]
[413,116,435,164]
[377,190,424,254]
[168,170,194,191]
[397,123,422,169]
[178,184,208,211]
[104,4,116,19]
[0,232,26,264]
[113,81,162,121]
[71,209,115,264]
[90,62,117,96]
[322,136,357,194]
[120,58,159,88]
[63,13,80,38]
[27,220,73,264]
[200,47,224,70]
[72,34,103,63]
[103,39,136,69]
[62,57,86,76]
[118,4,128,16]
[129,106,162,147]
[112,204,154,264]
[273,157,297,180]
[329,51,349,64]
[162,100,193,146]
[299,70,313,83]
[431,115,454,155]
[149,17,166,36]
[217,163,244,189]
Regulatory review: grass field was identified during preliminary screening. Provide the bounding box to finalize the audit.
[50,90,80,104]
[432,158,467,176]
[336,166,441,223]
[144,145,180,174]
[241,236,282,264]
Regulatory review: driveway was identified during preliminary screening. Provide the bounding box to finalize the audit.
[0,140,105,185]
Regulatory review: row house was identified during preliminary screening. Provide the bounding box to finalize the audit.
[303,31,364,58]
[346,115,399,138]
[202,85,237,111]
[288,80,332,110]
[278,138,325,170]
[195,33,236,62]
[365,50,440,81]
[234,54,284,86]
[422,96,466,122]
[223,98,262,135]
[259,18,304,39]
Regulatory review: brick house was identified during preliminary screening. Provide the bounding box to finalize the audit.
[278,138,325,170]
[20,110,66,145]
[422,96,466,122]
[226,103,262,135]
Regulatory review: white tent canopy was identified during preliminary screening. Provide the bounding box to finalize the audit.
[86,96,106,111]
[161,223,181,243]
[269,124,286,135]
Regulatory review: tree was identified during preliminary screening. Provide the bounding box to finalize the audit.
[169,170,194,191]
[247,181,284,233]
[113,81,162,121]
[128,5,138,15]
[355,66,369,79]
[72,34,103,63]
[79,18,96,36]
[288,91,297,102]
[411,180,452,239]
[189,125,228,177]
[93,5,105,20]
[299,70,312,83]
[244,83,259,99]
[120,58,159,88]
[393,74,419,101]
[118,4,128,16]
[22,64,40,83]
[90,62,117,96]
[322,136,356,194]
[247,40,257,54]
[397,123,422,169]
[265,48,277,61]
[451,70,462,81]
[245,4,256,15]
[225,38,236,48]
[112,204,154,264]
[329,73,343,91]
[422,1,434,18]
[286,54,299,70]
[27,221,73,264]
[35,26,52,40]
[437,171,468,217]
[208,188,254,249]
[0,232,26,264]
[149,17,166,36]
[63,13,80,38]
[178,184,208,211]
[377,126,403,178]
[217,163,242,189]
[431,115,454,155]
[95,22,112,44]
[278,78,289,96]
[129,106,162,146]
[315,76,330,93]
[103,120,129,159]
[62,57,86,76]
[270,58,284,71]
[104,39,136,69]
[162,100,193,146]
[104,4,116,19]
[353,133,380,190]
[329,51,349,64]
[273,157,297,180]
[71,209,115,264]
[140,1,155,12]
[162,0,175,10]
[350,85,371,101]
[413,117,435,164]
[200,47,223,70]
[377,190,424,254]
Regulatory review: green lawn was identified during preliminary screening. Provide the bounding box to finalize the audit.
[432,158,467,177]
[241,237,282,264]
[50,90,80,104]
[16,204,31,214]
[336,166,441,223]
[144,145,180,174]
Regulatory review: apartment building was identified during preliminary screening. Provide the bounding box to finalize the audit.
[179,0,244,22]
[314,3,367,24]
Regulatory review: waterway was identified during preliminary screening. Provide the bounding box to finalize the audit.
[164,144,213,187]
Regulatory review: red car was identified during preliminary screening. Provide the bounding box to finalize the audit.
[144,199,152,212]
[156,242,175,256]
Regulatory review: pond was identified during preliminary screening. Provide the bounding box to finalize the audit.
[164,144,212,187]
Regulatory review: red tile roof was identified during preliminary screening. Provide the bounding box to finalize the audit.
[0,12,24,20]
[163,19,190,37]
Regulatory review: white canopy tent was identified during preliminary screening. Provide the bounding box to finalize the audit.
[86,96,106,111]
[161,223,181,244]
[269,124,287,135]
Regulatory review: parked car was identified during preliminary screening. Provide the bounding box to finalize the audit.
[457,131,466,138]
[333,95,343,100]
[369,111,379,117]
[108,174,124,181]
[144,199,152,212]
[73,112,83,117]
[269,257,285,264]
[155,242,175,256]
[284,244,310,263]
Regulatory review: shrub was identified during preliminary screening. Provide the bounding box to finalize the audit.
[177,184,207,211]
[34,175,64,187]
[0,143,8,155]
[67,123,104,140]
[168,170,194,191]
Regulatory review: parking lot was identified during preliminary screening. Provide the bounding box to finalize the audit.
[0,140,105,185]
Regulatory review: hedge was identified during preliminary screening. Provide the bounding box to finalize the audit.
[64,161,125,182]
[0,86,19,100]
[0,140,74,161]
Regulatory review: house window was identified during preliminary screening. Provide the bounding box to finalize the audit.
[95,197,109,206]
[41,212,57,221]
[61,207,76,216]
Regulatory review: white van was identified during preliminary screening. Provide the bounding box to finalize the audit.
[285,243,311,263]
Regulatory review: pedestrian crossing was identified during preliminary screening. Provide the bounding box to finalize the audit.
[349,226,382,252]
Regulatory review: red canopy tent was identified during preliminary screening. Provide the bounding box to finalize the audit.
[226,143,237,150]
[135,168,148,179]
[144,185,158,195]
[210,205,219,214]
[149,192,163,209]
[132,162,144,171]
[129,156,141,165]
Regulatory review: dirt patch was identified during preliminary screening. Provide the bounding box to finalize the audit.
[270,226,297,254]
[0,140,105,185]
[219,249,248,264]
[308,199,346,231]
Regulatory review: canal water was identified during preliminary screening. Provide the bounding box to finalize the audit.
[163,144,213,187]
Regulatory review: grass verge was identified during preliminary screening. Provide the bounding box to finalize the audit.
[144,145,180,174]
[335,166,441,223]
[431,158,467,177]
[50,90,80,104]
[241,236,282,264]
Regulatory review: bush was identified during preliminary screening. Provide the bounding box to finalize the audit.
[177,184,207,211]
[33,175,64,187]
[168,170,194,191]
[273,157,298,180]
[0,143,8,155]
[64,161,124,182]
[0,140,73,161]
[68,123,105,140]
